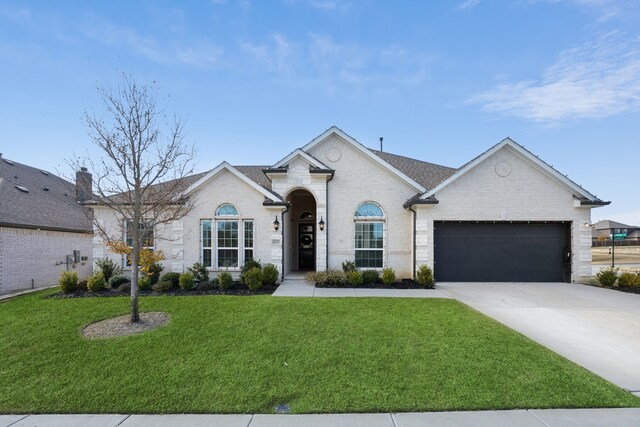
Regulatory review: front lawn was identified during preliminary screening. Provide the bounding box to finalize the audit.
[0,290,637,414]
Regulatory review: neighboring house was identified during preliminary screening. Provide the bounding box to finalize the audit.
[591,220,640,245]
[91,126,608,283]
[0,155,93,294]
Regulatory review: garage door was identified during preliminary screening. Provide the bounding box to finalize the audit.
[434,221,571,282]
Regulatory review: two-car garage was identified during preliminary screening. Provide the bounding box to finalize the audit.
[433,221,572,282]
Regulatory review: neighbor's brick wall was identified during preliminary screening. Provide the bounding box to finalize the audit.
[0,226,93,294]
[307,135,417,278]
[415,146,593,282]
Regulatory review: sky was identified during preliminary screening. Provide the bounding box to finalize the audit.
[1,0,639,224]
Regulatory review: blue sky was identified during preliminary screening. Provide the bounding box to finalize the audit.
[1,0,639,224]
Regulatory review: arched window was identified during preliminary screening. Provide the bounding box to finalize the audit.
[355,202,384,218]
[216,203,238,216]
[354,202,384,269]
[299,211,314,220]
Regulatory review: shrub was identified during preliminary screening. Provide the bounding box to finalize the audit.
[218,271,233,290]
[87,272,107,292]
[179,272,196,290]
[381,268,396,286]
[361,270,379,285]
[244,267,264,290]
[118,283,131,293]
[148,262,163,285]
[188,262,209,282]
[305,271,318,283]
[152,279,174,293]
[618,272,638,287]
[109,275,130,289]
[138,276,152,291]
[196,281,214,292]
[342,260,357,273]
[240,259,262,283]
[159,272,180,288]
[311,270,347,287]
[596,267,618,286]
[77,279,88,291]
[262,264,279,286]
[59,271,78,293]
[94,258,121,283]
[416,265,434,288]
[347,270,363,287]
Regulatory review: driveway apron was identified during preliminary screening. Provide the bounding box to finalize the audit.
[437,282,640,394]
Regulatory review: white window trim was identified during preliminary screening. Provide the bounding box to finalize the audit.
[200,215,255,271]
[353,219,386,270]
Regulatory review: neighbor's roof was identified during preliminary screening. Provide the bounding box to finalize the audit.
[369,149,457,190]
[594,220,638,230]
[0,156,92,233]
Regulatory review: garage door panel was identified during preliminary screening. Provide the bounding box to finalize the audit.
[434,222,569,282]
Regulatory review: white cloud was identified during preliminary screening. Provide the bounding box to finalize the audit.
[468,32,640,123]
[457,0,481,10]
[241,33,295,75]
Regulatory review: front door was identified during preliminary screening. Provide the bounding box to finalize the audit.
[298,223,315,270]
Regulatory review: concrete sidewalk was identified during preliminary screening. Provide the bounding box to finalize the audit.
[3,409,640,426]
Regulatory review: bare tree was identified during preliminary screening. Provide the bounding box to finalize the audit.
[77,75,196,322]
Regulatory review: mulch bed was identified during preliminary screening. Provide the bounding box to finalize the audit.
[82,312,169,339]
[49,283,277,298]
[315,279,435,289]
[601,285,640,295]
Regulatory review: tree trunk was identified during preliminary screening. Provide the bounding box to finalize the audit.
[130,251,140,323]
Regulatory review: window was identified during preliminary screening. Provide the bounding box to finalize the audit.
[354,202,384,269]
[244,220,254,261]
[299,211,314,220]
[200,204,254,269]
[124,220,154,267]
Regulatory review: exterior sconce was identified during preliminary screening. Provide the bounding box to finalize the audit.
[273,215,280,231]
[318,216,325,232]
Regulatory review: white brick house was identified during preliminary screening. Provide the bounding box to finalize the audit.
[92,126,607,283]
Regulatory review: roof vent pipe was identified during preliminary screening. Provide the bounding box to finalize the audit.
[379,137,383,152]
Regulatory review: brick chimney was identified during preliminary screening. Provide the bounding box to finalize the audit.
[75,167,92,202]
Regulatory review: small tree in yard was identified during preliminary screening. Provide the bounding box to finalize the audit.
[77,75,196,322]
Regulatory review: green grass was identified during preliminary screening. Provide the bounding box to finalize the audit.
[0,290,638,414]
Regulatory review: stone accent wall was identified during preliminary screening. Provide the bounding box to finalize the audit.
[0,227,93,294]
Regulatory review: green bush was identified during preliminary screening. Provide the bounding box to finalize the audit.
[188,262,209,282]
[148,262,163,284]
[218,271,233,290]
[138,276,152,291]
[179,272,195,290]
[118,283,131,293]
[108,275,130,289]
[152,279,174,293]
[59,271,78,293]
[240,259,262,283]
[262,264,279,286]
[77,279,88,291]
[311,270,347,287]
[361,270,379,285]
[381,268,396,286]
[94,258,121,283]
[159,272,180,288]
[87,272,107,292]
[618,272,638,287]
[244,267,264,290]
[342,260,357,273]
[596,267,618,286]
[416,265,434,288]
[347,270,363,287]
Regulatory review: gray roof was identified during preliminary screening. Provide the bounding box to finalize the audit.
[0,156,92,232]
[369,149,457,189]
[594,220,638,230]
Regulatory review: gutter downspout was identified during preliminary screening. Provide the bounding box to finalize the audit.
[409,205,417,281]
[281,205,290,282]
[325,173,334,271]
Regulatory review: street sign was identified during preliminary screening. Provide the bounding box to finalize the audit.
[613,233,626,240]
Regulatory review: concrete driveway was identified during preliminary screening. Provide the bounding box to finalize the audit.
[437,282,640,395]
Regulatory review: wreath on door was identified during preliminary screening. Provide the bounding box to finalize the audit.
[301,235,313,245]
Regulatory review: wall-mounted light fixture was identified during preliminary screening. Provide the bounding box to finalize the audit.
[318,216,325,232]
[273,215,280,231]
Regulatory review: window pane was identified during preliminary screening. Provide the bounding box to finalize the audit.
[218,249,238,268]
[355,250,383,268]
[355,202,383,217]
[355,221,383,268]
[217,221,238,247]
[216,203,238,216]
[244,249,253,262]
[244,220,254,248]
[202,220,211,248]
[203,249,212,268]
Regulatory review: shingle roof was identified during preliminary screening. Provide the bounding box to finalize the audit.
[594,220,638,230]
[0,156,92,232]
[368,149,457,190]
[234,165,271,189]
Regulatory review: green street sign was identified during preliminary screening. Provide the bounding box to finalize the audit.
[613,233,626,240]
